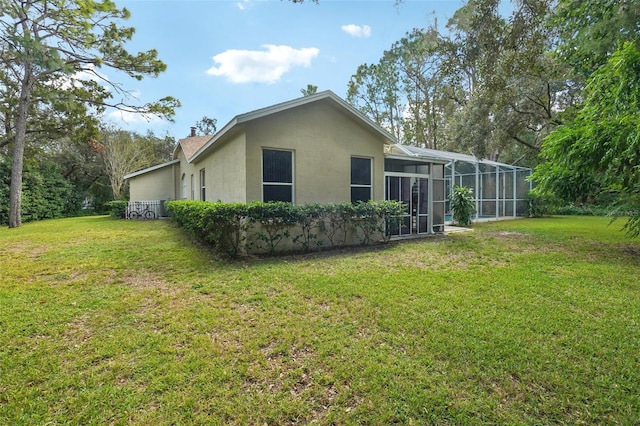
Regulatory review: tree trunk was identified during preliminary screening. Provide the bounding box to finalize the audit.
[9,67,34,228]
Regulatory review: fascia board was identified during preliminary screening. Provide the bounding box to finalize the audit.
[124,159,180,179]
[188,117,239,163]
[189,91,397,164]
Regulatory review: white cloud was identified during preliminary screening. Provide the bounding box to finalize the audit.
[46,64,109,91]
[206,44,320,84]
[236,0,249,11]
[341,24,371,38]
[106,109,165,126]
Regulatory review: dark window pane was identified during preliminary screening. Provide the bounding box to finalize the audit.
[401,216,411,235]
[263,150,292,183]
[419,178,428,214]
[386,218,400,236]
[351,157,371,185]
[264,185,292,203]
[433,202,445,226]
[386,176,400,201]
[351,187,371,203]
[401,177,411,213]
[433,178,445,201]
[419,215,428,233]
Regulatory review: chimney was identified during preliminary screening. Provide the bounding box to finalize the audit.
[190,127,196,137]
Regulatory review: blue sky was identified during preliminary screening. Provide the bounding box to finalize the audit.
[106,0,469,139]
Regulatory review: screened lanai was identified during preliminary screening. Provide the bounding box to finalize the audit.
[387,145,532,223]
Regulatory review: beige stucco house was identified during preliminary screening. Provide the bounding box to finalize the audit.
[127,91,530,236]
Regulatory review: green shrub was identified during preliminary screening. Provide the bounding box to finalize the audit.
[553,204,611,216]
[106,200,127,219]
[292,203,325,252]
[318,203,356,248]
[449,186,475,227]
[165,200,249,257]
[352,201,405,244]
[0,158,77,225]
[166,200,405,257]
[526,190,560,217]
[246,201,301,254]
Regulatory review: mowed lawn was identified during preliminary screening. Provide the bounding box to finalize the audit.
[1,216,639,425]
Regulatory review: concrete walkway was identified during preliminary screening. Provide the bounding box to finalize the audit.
[445,225,474,234]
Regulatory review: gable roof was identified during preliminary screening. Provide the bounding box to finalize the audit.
[172,135,212,161]
[123,159,180,180]
[188,90,396,163]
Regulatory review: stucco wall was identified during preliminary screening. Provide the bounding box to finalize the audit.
[128,163,178,201]
[188,132,248,202]
[244,100,388,204]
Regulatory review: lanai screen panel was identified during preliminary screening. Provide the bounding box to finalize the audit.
[432,163,446,232]
[396,145,532,221]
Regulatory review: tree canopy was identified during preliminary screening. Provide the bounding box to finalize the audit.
[0,0,179,227]
[346,0,565,164]
[532,42,640,236]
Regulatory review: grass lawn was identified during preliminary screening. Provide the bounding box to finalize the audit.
[1,215,639,425]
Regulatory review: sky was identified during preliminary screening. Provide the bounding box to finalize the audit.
[105,0,470,140]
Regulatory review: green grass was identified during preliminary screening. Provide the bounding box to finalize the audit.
[1,215,639,424]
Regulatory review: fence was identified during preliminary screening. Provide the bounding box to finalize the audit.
[126,200,166,220]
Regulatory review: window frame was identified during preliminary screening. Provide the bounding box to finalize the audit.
[262,148,294,203]
[181,174,187,199]
[190,174,195,200]
[350,156,373,203]
[199,168,206,201]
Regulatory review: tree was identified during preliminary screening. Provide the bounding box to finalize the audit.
[50,137,112,212]
[551,0,640,78]
[0,0,179,228]
[394,27,452,149]
[0,157,76,225]
[193,116,217,136]
[300,84,318,96]
[346,0,560,162]
[347,56,404,141]
[532,42,640,236]
[441,0,564,162]
[99,126,175,199]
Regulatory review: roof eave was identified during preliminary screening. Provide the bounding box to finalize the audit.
[188,117,240,163]
[188,91,396,164]
[123,159,180,180]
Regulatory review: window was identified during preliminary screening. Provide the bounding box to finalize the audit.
[199,169,206,200]
[262,149,293,202]
[181,174,187,199]
[351,157,372,203]
[190,174,195,200]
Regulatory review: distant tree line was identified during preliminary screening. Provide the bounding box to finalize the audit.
[0,126,175,225]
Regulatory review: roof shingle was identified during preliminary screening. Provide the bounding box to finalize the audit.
[176,135,211,161]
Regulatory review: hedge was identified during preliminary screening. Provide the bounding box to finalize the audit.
[165,200,405,257]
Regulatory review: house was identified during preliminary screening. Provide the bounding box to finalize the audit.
[125,91,531,237]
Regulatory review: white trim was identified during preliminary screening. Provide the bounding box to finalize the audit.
[189,91,396,164]
[199,168,206,201]
[123,159,180,180]
[181,173,187,199]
